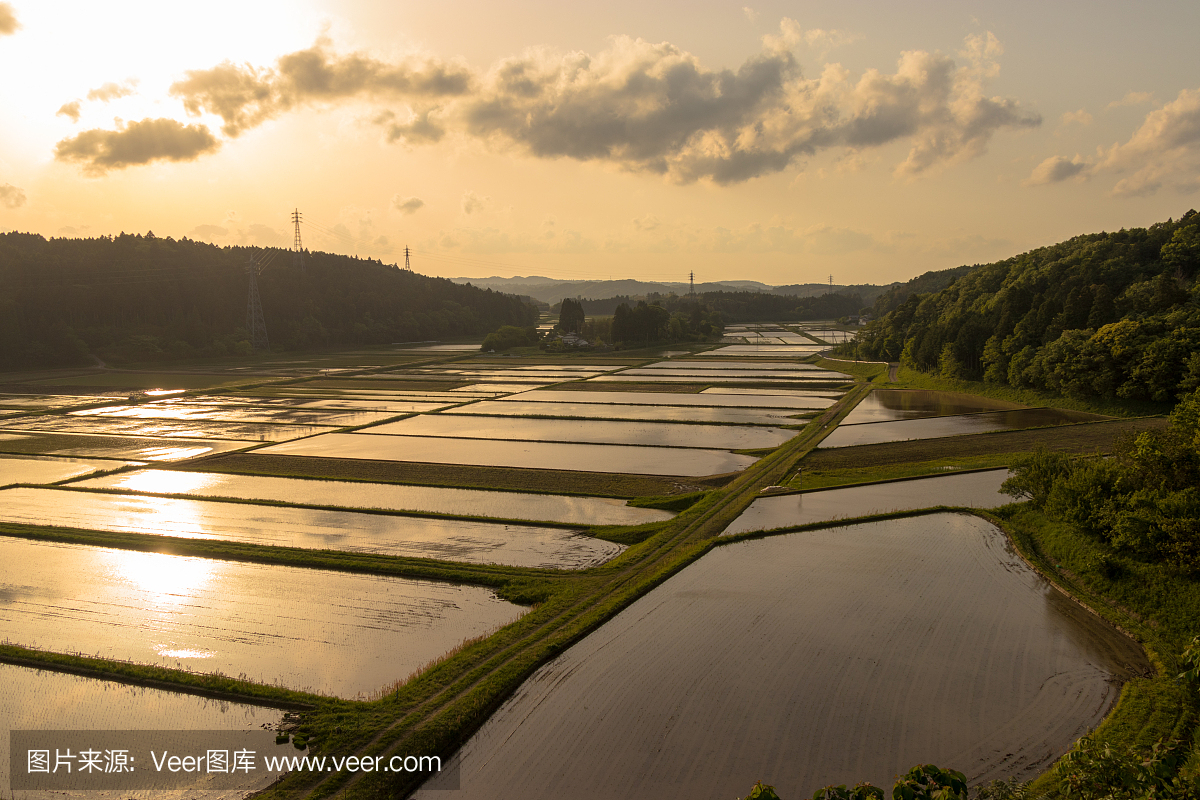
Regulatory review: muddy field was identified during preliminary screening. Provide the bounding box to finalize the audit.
[414,514,1147,798]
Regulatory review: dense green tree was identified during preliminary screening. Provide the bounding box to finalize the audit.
[855,212,1200,400]
[0,232,537,368]
[557,297,586,334]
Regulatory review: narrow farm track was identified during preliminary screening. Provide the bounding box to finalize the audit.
[276,383,872,799]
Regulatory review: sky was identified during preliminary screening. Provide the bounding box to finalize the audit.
[1,0,1198,286]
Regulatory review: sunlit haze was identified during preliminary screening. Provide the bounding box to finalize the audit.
[1,0,1198,284]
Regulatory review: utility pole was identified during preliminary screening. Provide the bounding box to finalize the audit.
[246,256,270,353]
[404,246,412,271]
[829,274,833,289]
[291,209,304,272]
[689,271,694,298]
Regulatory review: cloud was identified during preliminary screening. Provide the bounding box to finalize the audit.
[187,224,229,240]
[1029,88,1200,196]
[0,182,26,208]
[241,223,284,247]
[461,190,488,214]
[1107,91,1153,109]
[161,26,1036,184]
[1024,154,1089,186]
[632,214,661,232]
[1103,88,1200,196]
[392,195,425,214]
[54,117,221,175]
[460,26,1038,183]
[802,28,862,54]
[380,107,445,145]
[743,7,758,23]
[1060,109,1092,126]
[87,80,138,102]
[0,2,19,35]
[56,100,81,122]
[170,37,473,137]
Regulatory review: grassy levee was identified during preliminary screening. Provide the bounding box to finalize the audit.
[0,643,324,711]
[987,506,1199,794]
[259,382,873,799]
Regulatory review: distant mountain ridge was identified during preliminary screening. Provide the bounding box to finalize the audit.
[450,276,895,306]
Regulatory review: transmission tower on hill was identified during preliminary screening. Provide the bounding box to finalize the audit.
[246,254,271,353]
[291,208,305,271]
[404,245,412,271]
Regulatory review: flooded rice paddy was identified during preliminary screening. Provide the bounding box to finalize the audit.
[0,394,111,410]
[644,360,824,371]
[589,373,844,384]
[701,387,840,402]
[724,469,1013,534]
[77,469,672,526]
[841,390,1026,425]
[803,329,856,343]
[155,395,458,412]
[0,663,286,798]
[0,487,621,568]
[0,430,252,461]
[446,400,804,426]
[0,454,138,486]
[259,433,758,476]
[451,383,548,393]
[72,403,399,427]
[2,414,338,442]
[0,537,526,697]
[367,415,795,450]
[504,389,827,409]
[414,513,1147,798]
[702,345,826,356]
[820,408,1106,448]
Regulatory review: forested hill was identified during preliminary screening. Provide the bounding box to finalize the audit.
[856,212,1200,402]
[0,232,537,369]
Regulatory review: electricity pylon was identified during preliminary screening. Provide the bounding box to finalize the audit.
[246,254,270,353]
[292,208,305,271]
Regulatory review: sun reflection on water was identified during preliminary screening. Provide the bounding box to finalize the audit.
[107,469,220,494]
[108,550,216,607]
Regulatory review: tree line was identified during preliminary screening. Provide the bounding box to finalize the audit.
[0,231,537,369]
[854,212,1200,401]
[555,290,862,325]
